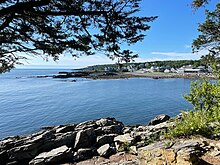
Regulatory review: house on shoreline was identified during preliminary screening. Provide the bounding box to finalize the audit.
[82,61,212,74]
[177,65,207,74]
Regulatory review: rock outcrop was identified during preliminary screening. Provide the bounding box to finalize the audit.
[147,114,170,125]
[29,145,72,165]
[138,138,220,165]
[0,118,123,165]
[0,115,220,165]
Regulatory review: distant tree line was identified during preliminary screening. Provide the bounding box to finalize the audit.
[83,59,207,72]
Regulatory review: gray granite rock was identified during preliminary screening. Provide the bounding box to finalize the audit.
[73,148,96,161]
[114,134,134,144]
[97,144,116,157]
[173,141,200,152]
[102,125,123,135]
[29,145,72,165]
[96,118,114,127]
[74,128,96,149]
[53,131,76,147]
[97,134,116,146]
[148,114,170,126]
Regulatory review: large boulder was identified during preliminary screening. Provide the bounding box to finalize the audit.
[102,125,123,135]
[114,133,135,144]
[53,132,76,147]
[97,144,116,157]
[29,145,72,165]
[114,134,135,151]
[74,128,96,149]
[96,134,116,147]
[73,148,96,161]
[39,131,76,152]
[8,143,41,161]
[6,131,56,162]
[0,131,57,164]
[96,118,114,127]
[0,130,54,152]
[148,114,170,126]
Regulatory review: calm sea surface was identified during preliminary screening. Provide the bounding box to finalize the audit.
[0,69,193,139]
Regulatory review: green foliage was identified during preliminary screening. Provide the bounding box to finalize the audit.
[149,60,202,69]
[184,80,220,112]
[164,141,173,148]
[166,0,220,138]
[0,0,157,73]
[144,133,160,145]
[165,110,213,138]
[192,2,220,63]
[118,141,131,152]
[166,79,220,138]
[200,53,220,69]
[192,0,211,9]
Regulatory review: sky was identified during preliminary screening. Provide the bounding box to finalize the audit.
[18,0,219,69]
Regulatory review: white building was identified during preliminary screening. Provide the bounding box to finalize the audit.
[164,69,171,73]
[177,65,206,73]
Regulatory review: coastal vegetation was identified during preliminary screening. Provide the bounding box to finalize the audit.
[165,79,220,138]
[164,56,220,137]
[165,0,220,139]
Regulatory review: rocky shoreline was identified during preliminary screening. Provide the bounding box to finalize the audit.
[1,114,220,165]
[16,71,217,80]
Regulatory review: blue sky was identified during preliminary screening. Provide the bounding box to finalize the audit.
[19,0,219,69]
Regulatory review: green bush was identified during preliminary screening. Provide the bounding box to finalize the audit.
[184,80,220,112]
[118,141,131,152]
[165,78,220,138]
[165,110,212,138]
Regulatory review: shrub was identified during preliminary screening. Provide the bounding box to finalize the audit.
[165,110,213,138]
[184,80,220,112]
[165,78,220,138]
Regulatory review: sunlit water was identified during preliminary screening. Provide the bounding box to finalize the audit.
[0,69,193,139]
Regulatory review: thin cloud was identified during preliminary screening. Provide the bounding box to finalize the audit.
[150,50,208,60]
[184,45,192,49]
[17,54,117,69]
[136,57,167,62]
[151,52,193,57]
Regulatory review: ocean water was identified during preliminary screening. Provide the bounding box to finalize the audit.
[0,69,193,139]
